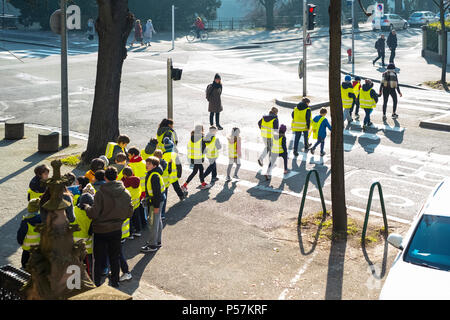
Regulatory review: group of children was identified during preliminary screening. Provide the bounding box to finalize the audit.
[18,107,334,282]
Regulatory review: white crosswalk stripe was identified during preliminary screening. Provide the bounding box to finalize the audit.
[0,48,92,60]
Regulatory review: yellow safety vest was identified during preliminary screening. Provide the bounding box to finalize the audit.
[145,171,166,198]
[141,148,154,160]
[187,139,204,160]
[271,136,284,154]
[22,218,40,251]
[359,88,376,109]
[205,137,218,159]
[161,161,170,189]
[72,206,93,255]
[291,108,310,132]
[162,152,178,184]
[126,185,142,210]
[228,140,238,159]
[353,82,361,98]
[341,85,353,109]
[128,160,147,190]
[311,116,326,140]
[105,142,124,159]
[260,118,276,138]
[122,218,130,239]
[27,189,43,201]
[156,130,177,153]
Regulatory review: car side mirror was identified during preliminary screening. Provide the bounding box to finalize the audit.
[387,233,404,250]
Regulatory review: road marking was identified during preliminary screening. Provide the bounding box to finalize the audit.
[278,251,318,300]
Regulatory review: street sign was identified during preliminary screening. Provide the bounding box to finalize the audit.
[376,3,383,12]
[304,33,312,46]
[298,58,304,79]
[49,9,62,34]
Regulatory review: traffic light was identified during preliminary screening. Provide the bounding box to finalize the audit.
[171,67,183,81]
[307,4,317,30]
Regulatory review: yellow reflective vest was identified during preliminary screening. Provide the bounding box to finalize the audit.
[341,85,354,109]
[21,215,40,251]
[105,142,124,160]
[126,185,142,210]
[162,152,179,184]
[187,139,204,161]
[128,160,147,190]
[359,88,377,109]
[72,205,93,255]
[260,118,276,138]
[205,137,219,159]
[27,189,43,201]
[353,82,361,98]
[122,218,130,239]
[311,116,326,140]
[271,135,284,154]
[141,148,154,160]
[291,108,310,132]
[145,171,166,198]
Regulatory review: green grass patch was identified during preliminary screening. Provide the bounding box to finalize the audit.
[60,154,81,166]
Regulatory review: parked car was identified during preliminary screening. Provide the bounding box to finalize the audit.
[434,12,450,21]
[407,11,439,26]
[379,178,450,300]
[372,14,409,31]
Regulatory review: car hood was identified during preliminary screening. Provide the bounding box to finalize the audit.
[380,258,450,300]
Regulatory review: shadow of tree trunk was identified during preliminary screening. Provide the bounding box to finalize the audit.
[324,235,347,300]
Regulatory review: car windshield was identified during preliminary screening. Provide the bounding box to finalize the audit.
[404,215,450,271]
[410,13,422,17]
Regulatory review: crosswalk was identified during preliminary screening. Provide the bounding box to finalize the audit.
[0,47,92,60]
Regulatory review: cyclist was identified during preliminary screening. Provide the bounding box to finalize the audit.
[193,17,205,39]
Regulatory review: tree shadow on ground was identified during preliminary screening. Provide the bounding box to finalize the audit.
[324,235,348,300]
[0,151,55,186]
[0,208,28,266]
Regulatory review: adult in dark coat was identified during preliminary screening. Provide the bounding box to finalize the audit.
[387,30,397,64]
[373,34,386,67]
[206,73,223,130]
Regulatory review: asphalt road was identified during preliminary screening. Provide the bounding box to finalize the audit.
[1,27,449,299]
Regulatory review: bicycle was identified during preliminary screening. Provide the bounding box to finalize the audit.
[186,28,208,43]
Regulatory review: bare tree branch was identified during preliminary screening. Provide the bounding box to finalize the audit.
[357,0,372,17]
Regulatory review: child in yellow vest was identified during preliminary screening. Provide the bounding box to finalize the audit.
[266,124,288,180]
[310,108,332,157]
[28,164,50,201]
[226,127,241,182]
[17,199,41,269]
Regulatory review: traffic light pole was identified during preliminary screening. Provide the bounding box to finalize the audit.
[351,0,355,75]
[167,58,173,119]
[302,0,307,97]
[60,0,69,148]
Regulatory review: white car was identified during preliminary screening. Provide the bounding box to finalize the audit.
[434,12,450,21]
[372,13,409,31]
[407,11,439,26]
[379,178,450,300]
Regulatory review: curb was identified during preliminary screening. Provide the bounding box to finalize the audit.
[340,70,429,91]
[225,45,261,50]
[419,120,450,132]
[275,98,330,110]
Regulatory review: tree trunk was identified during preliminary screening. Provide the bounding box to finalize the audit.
[265,0,275,30]
[83,0,134,163]
[395,0,403,13]
[439,0,447,88]
[329,0,347,235]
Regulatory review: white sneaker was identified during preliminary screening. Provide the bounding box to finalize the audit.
[119,272,132,282]
[200,183,211,190]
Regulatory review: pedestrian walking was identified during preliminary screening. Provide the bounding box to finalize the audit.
[87,18,95,41]
[206,74,223,130]
[310,108,332,157]
[341,75,356,125]
[373,34,386,67]
[153,149,170,220]
[359,79,379,131]
[141,157,166,253]
[131,19,144,47]
[291,97,312,156]
[203,126,222,183]
[387,29,397,64]
[379,63,402,121]
[182,125,211,191]
[351,76,362,120]
[266,124,288,180]
[162,137,188,201]
[83,166,133,288]
[143,19,156,46]
[257,107,279,167]
[226,127,241,182]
